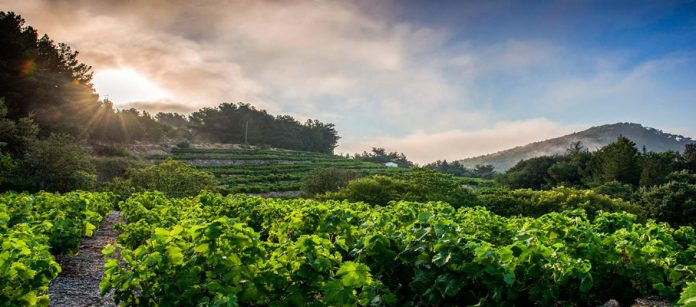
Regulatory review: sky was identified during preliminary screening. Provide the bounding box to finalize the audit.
[5,0,696,163]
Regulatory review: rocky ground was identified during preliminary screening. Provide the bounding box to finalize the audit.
[47,211,123,307]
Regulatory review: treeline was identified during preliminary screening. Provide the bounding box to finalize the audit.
[189,103,338,153]
[351,147,414,167]
[0,12,339,152]
[424,160,495,179]
[500,137,695,189]
[499,136,696,226]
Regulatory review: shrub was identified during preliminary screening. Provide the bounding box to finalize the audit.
[91,144,131,157]
[175,140,190,149]
[93,156,144,183]
[321,168,476,207]
[475,187,645,219]
[109,159,217,199]
[321,175,409,206]
[593,181,636,201]
[300,167,358,197]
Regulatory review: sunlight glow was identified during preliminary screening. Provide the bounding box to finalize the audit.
[92,68,171,104]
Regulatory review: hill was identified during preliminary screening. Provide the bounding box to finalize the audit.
[149,145,406,197]
[458,123,695,171]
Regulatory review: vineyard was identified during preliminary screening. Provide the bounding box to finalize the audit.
[150,147,408,195]
[0,192,113,305]
[100,192,695,306]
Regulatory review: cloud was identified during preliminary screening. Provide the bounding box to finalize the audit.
[540,56,692,108]
[338,118,584,164]
[5,0,694,159]
[119,100,200,114]
[5,0,485,141]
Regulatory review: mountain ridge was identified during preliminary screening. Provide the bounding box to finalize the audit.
[458,123,695,171]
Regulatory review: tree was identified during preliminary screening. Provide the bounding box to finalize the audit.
[189,102,339,153]
[502,156,559,189]
[685,144,696,174]
[24,133,96,192]
[0,98,38,190]
[639,175,696,227]
[425,160,476,177]
[547,160,583,187]
[473,164,496,179]
[354,147,414,167]
[0,11,170,143]
[0,98,38,157]
[593,136,642,186]
[639,151,682,187]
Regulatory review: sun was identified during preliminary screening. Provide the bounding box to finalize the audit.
[92,68,171,104]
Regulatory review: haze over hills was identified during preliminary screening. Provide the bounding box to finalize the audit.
[458,123,696,171]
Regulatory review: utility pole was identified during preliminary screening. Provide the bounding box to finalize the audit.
[244,120,249,145]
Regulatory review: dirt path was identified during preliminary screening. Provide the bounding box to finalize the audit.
[48,211,123,307]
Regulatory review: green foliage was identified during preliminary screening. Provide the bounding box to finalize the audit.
[0,224,59,306]
[353,147,414,167]
[593,181,636,201]
[24,133,96,192]
[0,152,17,188]
[175,140,190,149]
[640,151,683,187]
[110,159,217,199]
[322,168,476,207]
[473,164,496,179]
[501,137,695,192]
[502,156,559,189]
[426,160,475,176]
[0,191,113,305]
[300,167,358,197]
[684,144,696,174]
[160,147,407,195]
[593,136,642,185]
[639,175,696,227]
[91,144,130,157]
[679,281,696,307]
[189,102,339,153]
[93,156,144,183]
[547,160,583,186]
[321,175,409,206]
[0,98,39,158]
[475,186,644,219]
[103,192,696,306]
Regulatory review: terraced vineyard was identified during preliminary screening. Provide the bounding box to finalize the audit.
[150,146,407,196]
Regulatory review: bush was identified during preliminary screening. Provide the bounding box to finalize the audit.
[475,187,645,219]
[93,156,144,183]
[321,168,476,207]
[109,159,217,199]
[321,175,409,206]
[175,140,191,149]
[300,167,358,197]
[593,181,636,201]
[91,144,131,157]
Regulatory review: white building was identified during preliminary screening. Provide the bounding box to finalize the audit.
[384,162,398,168]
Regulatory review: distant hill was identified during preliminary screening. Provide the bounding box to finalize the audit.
[458,123,695,171]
